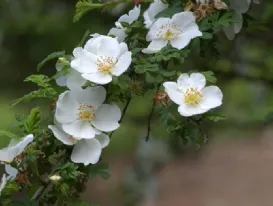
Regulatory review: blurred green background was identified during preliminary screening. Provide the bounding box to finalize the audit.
[1,0,273,204]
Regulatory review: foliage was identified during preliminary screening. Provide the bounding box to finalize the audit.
[0,0,262,205]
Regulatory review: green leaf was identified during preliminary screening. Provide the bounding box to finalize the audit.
[24,108,40,133]
[201,32,213,40]
[0,130,17,139]
[99,171,111,180]
[145,72,155,83]
[24,75,51,88]
[10,87,57,108]
[160,70,176,77]
[205,113,225,122]
[88,162,110,180]
[73,0,103,23]
[202,71,217,83]
[37,51,65,72]
[155,74,163,83]
[155,7,183,18]
[134,66,146,74]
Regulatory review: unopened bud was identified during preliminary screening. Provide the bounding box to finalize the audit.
[49,175,61,182]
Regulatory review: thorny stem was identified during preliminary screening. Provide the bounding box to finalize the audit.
[145,84,160,141]
[109,96,132,138]
[188,118,208,144]
[31,156,66,202]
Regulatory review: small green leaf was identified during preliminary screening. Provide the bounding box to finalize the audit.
[205,113,225,122]
[73,1,104,23]
[37,51,65,72]
[24,75,51,88]
[145,72,155,83]
[202,71,217,83]
[155,7,183,18]
[134,66,146,74]
[24,108,40,133]
[201,32,213,40]
[0,130,17,139]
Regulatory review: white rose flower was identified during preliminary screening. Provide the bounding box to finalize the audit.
[142,12,202,54]
[163,73,223,117]
[143,0,168,29]
[223,0,251,40]
[71,35,132,85]
[0,134,34,163]
[108,5,141,43]
[0,174,7,197]
[55,86,121,139]
[48,121,110,165]
[115,5,141,28]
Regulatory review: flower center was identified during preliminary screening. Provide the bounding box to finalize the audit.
[96,57,116,74]
[184,88,203,105]
[77,104,95,121]
[157,23,182,41]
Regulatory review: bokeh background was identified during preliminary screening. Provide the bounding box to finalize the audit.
[1,0,273,205]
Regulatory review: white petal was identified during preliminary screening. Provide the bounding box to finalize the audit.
[71,48,98,74]
[55,91,78,124]
[119,42,129,55]
[178,103,208,117]
[66,70,86,90]
[170,24,202,50]
[146,18,171,41]
[117,5,141,25]
[62,120,97,139]
[171,12,196,29]
[84,34,103,54]
[82,72,112,85]
[56,75,67,87]
[71,86,106,109]
[95,133,110,148]
[92,104,121,132]
[0,134,34,163]
[71,138,102,165]
[170,35,191,50]
[183,23,203,37]
[144,0,169,29]
[108,27,127,43]
[163,82,183,105]
[0,174,7,194]
[177,73,206,91]
[142,39,168,54]
[112,51,132,76]
[96,36,120,58]
[199,86,223,110]
[48,125,75,145]
[5,164,18,180]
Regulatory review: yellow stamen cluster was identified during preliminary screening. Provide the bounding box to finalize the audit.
[96,56,116,73]
[77,104,95,121]
[157,23,182,41]
[184,88,203,105]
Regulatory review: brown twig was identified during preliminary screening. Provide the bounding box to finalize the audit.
[145,84,161,141]
[109,96,132,138]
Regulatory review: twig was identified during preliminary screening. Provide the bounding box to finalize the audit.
[109,96,132,138]
[188,118,208,144]
[145,84,160,141]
